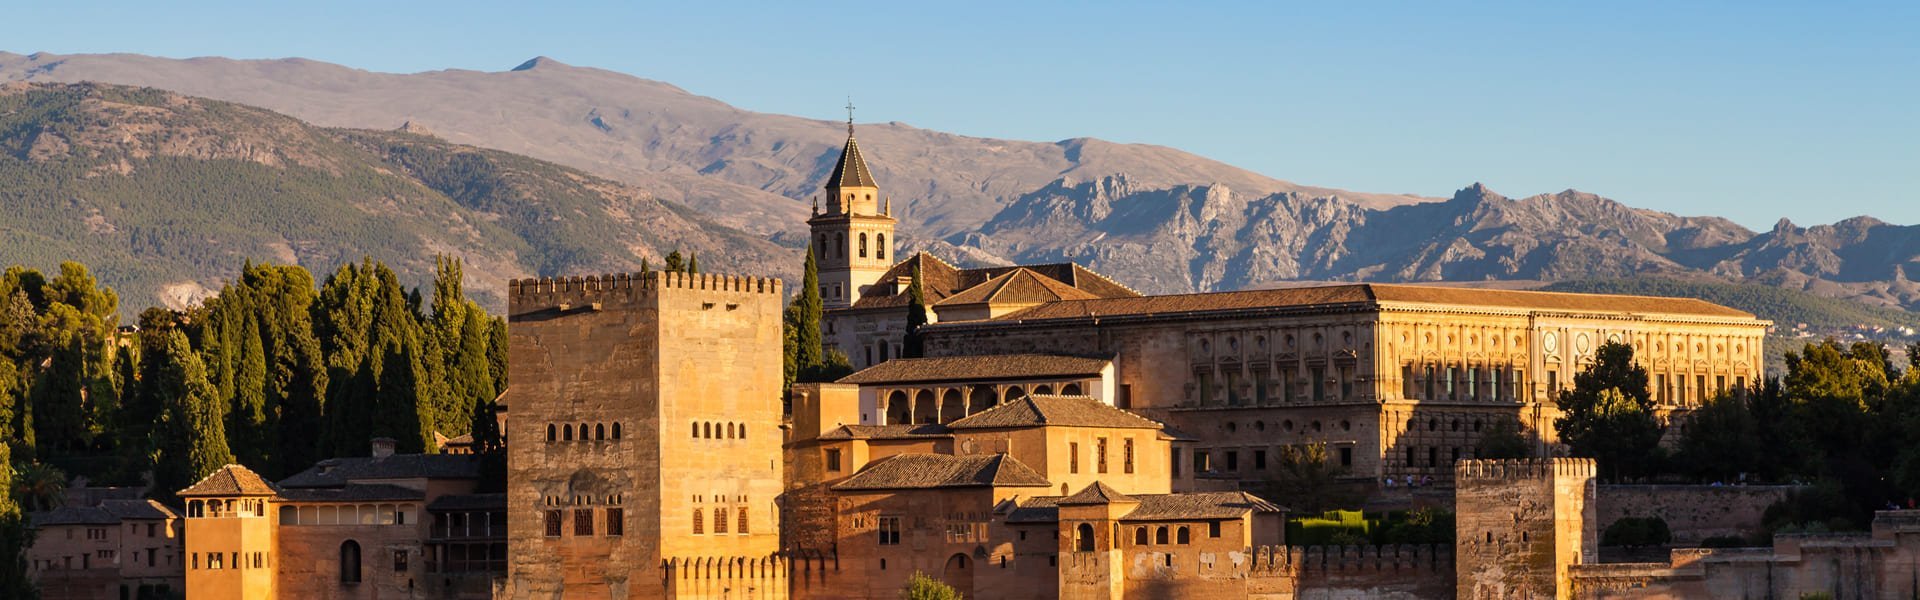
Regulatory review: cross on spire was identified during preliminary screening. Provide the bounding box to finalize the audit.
[845,98,856,135]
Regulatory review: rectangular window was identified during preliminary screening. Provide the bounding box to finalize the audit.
[1339,447,1353,467]
[543,510,562,537]
[1445,366,1457,399]
[1716,375,1726,395]
[1402,365,1416,399]
[1195,451,1211,473]
[1097,438,1109,474]
[1254,367,1270,405]
[1070,442,1080,474]
[714,508,728,534]
[1339,365,1353,400]
[1657,374,1668,404]
[1208,522,1222,538]
[1465,366,1477,400]
[393,550,408,572]
[1281,369,1294,402]
[1123,439,1135,474]
[1196,370,1213,405]
[1696,375,1707,404]
[693,509,704,534]
[1118,384,1134,409]
[1225,450,1239,471]
[878,516,902,545]
[606,508,624,536]
[1547,370,1559,393]
[209,553,223,570]
[1171,448,1182,477]
[826,449,842,472]
[1311,367,1326,402]
[1254,449,1267,470]
[574,509,594,536]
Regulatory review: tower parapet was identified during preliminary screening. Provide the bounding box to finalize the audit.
[1455,458,1597,600]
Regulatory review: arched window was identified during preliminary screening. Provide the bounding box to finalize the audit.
[714,508,729,534]
[579,423,589,440]
[691,423,699,438]
[1075,523,1095,552]
[547,424,557,442]
[704,423,712,439]
[877,234,886,260]
[1176,526,1191,544]
[817,235,827,256]
[727,423,735,439]
[339,540,362,583]
[562,425,573,441]
[1134,527,1148,545]
[693,509,704,534]
[595,424,605,440]
[1155,526,1169,544]
[834,233,844,258]
[859,233,868,258]
[738,424,746,438]
[613,423,622,440]
[1034,385,1054,396]
[1061,383,1083,395]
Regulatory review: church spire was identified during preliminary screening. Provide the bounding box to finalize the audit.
[825,100,878,192]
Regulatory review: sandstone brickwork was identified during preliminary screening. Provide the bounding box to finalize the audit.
[1454,458,1596,600]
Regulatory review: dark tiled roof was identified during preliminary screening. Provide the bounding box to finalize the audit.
[101,499,177,521]
[1120,492,1289,521]
[825,133,878,189]
[947,395,1162,431]
[278,454,482,489]
[1004,491,1286,523]
[817,423,952,441]
[1058,482,1136,505]
[981,283,1754,323]
[428,493,507,512]
[1157,425,1200,442]
[831,453,1051,491]
[276,484,426,503]
[31,506,118,527]
[838,355,1110,385]
[936,268,1101,307]
[178,464,278,497]
[842,254,1139,312]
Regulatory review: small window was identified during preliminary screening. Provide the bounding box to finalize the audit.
[1155,526,1169,544]
[826,449,843,472]
[1069,442,1080,474]
[1075,523,1095,552]
[1176,526,1190,544]
[562,425,573,441]
[693,509,704,535]
[612,423,622,439]
[738,507,749,534]
[692,423,699,438]
[1208,522,1222,538]
[1134,527,1148,545]
[1097,437,1109,474]
[714,508,728,534]
[339,541,362,583]
[1123,439,1135,474]
[547,424,557,442]
[543,510,562,537]
[392,549,408,572]
[596,424,605,440]
[574,509,594,536]
[606,508,624,537]
[878,516,902,545]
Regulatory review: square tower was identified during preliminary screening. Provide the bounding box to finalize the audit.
[505,271,786,598]
[1454,458,1597,600]
[808,121,896,308]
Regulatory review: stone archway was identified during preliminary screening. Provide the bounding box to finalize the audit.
[885,390,910,425]
[914,390,937,425]
[939,389,964,423]
[941,553,974,598]
[967,386,996,415]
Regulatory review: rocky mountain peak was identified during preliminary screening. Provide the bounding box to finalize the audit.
[510,56,569,72]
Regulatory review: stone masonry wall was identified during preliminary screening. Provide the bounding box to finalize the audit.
[1595,484,1794,545]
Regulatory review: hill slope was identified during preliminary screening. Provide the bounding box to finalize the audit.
[0,81,788,313]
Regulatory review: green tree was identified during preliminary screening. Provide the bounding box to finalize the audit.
[900,571,961,600]
[686,254,699,274]
[1259,443,1355,514]
[0,443,35,599]
[152,330,235,503]
[785,247,828,387]
[1474,417,1533,459]
[1674,391,1765,482]
[10,462,64,512]
[902,263,929,359]
[1554,342,1663,481]
[664,251,687,273]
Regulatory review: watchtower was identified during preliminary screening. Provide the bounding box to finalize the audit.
[1454,458,1596,600]
[807,108,896,309]
[504,271,787,598]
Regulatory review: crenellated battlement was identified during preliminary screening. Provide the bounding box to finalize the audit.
[1247,544,1454,576]
[660,554,791,599]
[1454,457,1596,481]
[508,270,784,313]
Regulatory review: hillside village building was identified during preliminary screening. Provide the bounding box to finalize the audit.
[93,115,1920,599]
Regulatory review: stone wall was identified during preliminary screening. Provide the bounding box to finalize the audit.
[1595,484,1793,545]
[1570,510,1920,599]
[1453,458,1596,600]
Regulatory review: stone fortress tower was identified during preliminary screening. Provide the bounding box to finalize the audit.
[808,107,897,309]
[504,271,788,599]
[1454,458,1597,600]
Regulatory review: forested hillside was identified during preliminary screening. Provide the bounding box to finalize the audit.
[1541,278,1920,331]
[0,81,788,316]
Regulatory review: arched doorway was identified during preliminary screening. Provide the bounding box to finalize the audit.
[941,553,974,598]
[914,390,937,425]
[967,386,996,414]
[939,389,964,423]
[885,391,910,425]
[1075,523,1096,552]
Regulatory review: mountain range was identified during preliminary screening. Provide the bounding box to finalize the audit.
[2,51,1917,318]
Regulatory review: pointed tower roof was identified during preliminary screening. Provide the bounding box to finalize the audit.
[178,464,279,497]
[1058,482,1137,506]
[825,128,878,189]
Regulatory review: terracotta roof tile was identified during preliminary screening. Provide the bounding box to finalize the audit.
[278,454,482,489]
[277,483,426,503]
[831,453,1051,490]
[1005,491,1286,523]
[936,268,1102,307]
[178,464,278,497]
[946,395,1162,431]
[1058,482,1136,505]
[817,423,953,440]
[976,283,1755,323]
[841,254,1138,312]
[838,354,1109,385]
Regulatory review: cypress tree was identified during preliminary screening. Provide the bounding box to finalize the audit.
[226,314,271,472]
[790,247,825,375]
[153,330,234,502]
[687,254,699,274]
[485,318,508,397]
[902,263,928,359]
[373,341,432,454]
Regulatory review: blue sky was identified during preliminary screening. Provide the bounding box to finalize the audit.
[11,1,1918,228]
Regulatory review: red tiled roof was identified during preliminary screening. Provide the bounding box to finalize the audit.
[936,268,1101,307]
[838,354,1109,385]
[1058,482,1136,505]
[817,423,953,440]
[946,394,1162,431]
[978,283,1755,322]
[1005,491,1286,523]
[830,453,1052,490]
[841,253,1139,312]
[178,464,278,497]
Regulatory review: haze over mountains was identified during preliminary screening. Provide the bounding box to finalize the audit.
[2,51,1918,315]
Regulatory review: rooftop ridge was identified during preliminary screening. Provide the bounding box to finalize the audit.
[508,271,784,312]
[1454,457,1596,481]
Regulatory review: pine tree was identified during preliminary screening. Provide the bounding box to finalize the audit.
[902,263,928,359]
[664,251,686,273]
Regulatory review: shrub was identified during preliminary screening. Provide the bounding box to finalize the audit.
[1601,517,1672,548]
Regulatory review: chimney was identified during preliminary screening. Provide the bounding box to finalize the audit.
[371,437,396,459]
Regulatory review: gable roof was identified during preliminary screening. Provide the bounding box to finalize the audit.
[101,499,178,521]
[977,283,1756,323]
[278,454,482,489]
[947,395,1162,431]
[817,423,953,441]
[1004,491,1286,523]
[841,253,1138,312]
[838,354,1109,385]
[825,132,878,189]
[277,483,426,503]
[936,268,1101,307]
[1058,482,1136,506]
[178,464,278,498]
[31,499,180,528]
[831,453,1051,491]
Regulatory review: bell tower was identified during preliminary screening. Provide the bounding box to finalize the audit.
[808,102,897,308]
